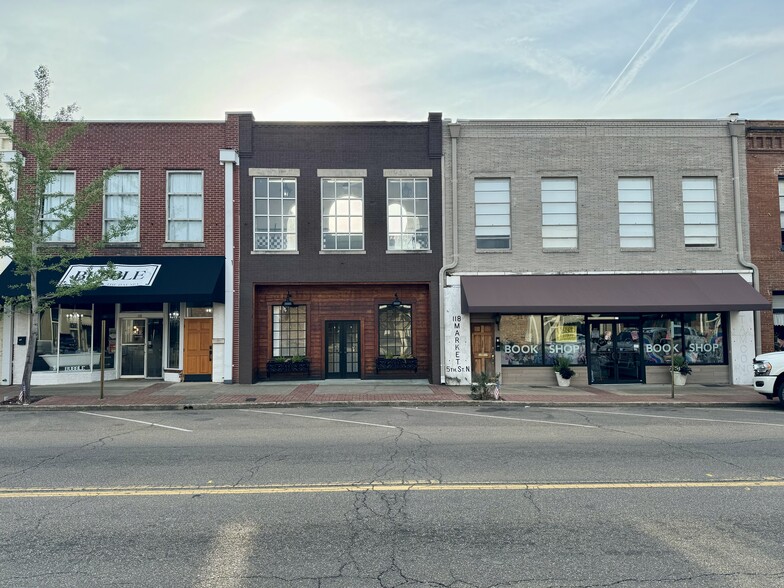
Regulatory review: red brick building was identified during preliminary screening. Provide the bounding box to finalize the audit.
[746,121,784,353]
[0,118,241,385]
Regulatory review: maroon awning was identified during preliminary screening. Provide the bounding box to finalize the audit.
[460,274,771,314]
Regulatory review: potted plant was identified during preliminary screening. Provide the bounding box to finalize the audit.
[470,371,500,400]
[670,355,692,386]
[553,356,575,387]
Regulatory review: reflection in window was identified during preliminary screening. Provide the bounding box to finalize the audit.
[43,172,76,242]
[104,172,140,242]
[272,305,306,357]
[387,179,429,250]
[378,304,412,357]
[167,171,203,242]
[682,312,723,364]
[33,305,103,371]
[254,177,297,251]
[500,315,542,365]
[321,178,364,250]
[168,304,180,369]
[543,315,585,365]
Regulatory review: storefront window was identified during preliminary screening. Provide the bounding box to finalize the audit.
[272,305,306,357]
[500,315,543,365]
[543,315,585,365]
[186,305,213,318]
[33,305,98,372]
[642,315,681,365]
[683,312,724,364]
[378,304,412,357]
[168,303,180,369]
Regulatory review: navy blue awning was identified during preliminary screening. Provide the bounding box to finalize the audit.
[0,256,224,305]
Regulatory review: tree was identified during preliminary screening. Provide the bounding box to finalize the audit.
[0,66,135,404]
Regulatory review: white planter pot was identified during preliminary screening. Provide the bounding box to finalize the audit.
[672,372,687,386]
[555,372,571,387]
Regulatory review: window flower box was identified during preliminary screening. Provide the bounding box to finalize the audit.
[266,357,310,378]
[375,356,418,373]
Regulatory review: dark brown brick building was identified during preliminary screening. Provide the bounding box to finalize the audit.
[236,114,443,383]
[746,121,784,352]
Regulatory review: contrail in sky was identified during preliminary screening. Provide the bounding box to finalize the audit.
[668,53,755,94]
[598,0,698,108]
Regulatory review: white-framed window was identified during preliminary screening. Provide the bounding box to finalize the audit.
[682,177,718,247]
[618,177,654,249]
[387,178,429,250]
[254,177,297,251]
[541,178,577,249]
[104,171,140,242]
[321,178,364,251]
[42,171,75,243]
[778,177,784,250]
[167,171,203,242]
[474,178,511,250]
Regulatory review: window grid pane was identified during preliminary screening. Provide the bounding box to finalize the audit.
[618,177,654,248]
[541,178,577,248]
[104,172,140,242]
[779,178,784,249]
[682,177,717,246]
[272,305,307,357]
[378,304,413,357]
[42,172,75,242]
[321,178,364,250]
[254,177,297,251]
[387,178,430,251]
[167,172,203,242]
[475,179,510,249]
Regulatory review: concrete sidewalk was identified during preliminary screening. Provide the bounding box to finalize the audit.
[0,378,775,410]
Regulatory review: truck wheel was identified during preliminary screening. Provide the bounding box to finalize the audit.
[779,382,784,408]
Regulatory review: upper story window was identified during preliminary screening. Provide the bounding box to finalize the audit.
[387,178,429,251]
[541,178,577,249]
[42,172,75,243]
[321,178,364,251]
[104,172,140,242]
[474,178,511,250]
[778,177,784,250]
[254,177,297,251]
[682,177,717,247]
[618,177,654,249]
[167,171,203,242]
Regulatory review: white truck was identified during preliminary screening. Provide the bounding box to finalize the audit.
[752,351,784,406]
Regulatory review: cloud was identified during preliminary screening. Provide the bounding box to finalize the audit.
[669,53,756,94]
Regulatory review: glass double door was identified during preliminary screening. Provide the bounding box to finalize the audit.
[120,318,163,378]
[587,320,642,384]
[325,320,360,378]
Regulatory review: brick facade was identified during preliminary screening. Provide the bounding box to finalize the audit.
[746,121,784,353]
[237,115,443,383]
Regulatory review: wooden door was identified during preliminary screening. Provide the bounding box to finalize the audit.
[471,323,495,376]
[184,318,212,381]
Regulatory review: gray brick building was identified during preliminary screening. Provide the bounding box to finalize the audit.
[441,119,768,386]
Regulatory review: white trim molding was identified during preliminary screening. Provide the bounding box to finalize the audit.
[317,169,367,177]
[249,168,299,177]
[383,169,433,177]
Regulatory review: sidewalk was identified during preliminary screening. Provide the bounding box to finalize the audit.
[0,378,775,410]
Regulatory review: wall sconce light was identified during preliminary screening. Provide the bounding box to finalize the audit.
[282,291,295,309]
[493,313,501,326]
[392,293,402,308]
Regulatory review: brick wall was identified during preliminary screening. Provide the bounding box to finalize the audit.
[746,121,784,353]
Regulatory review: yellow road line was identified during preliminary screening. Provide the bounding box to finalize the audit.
[1,480,783,498]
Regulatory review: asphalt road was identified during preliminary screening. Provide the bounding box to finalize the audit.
[1,405,783,587]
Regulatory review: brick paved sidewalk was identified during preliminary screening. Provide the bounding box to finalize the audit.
[0,379,775,410]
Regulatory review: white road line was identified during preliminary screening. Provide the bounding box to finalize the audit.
[242,409,397,429]
[406,407,597,429]
[546,407,784,427]
[194,522,256,588]
[681,407,782,415]
[78,412,193,432]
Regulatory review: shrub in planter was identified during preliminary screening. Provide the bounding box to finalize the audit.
[552,356,575,380]
[470,371,500,400]
[266,356,310,377]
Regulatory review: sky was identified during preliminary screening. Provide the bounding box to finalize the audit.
[1,0,783,122]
